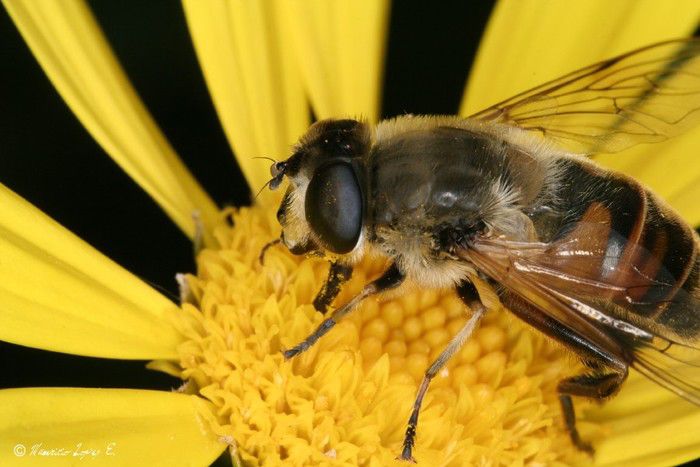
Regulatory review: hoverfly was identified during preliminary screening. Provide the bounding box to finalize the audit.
[263,39,700,461]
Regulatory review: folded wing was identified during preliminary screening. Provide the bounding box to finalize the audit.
[461,229,700,404]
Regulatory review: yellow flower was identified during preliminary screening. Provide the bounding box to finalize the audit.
[1,1,699,466]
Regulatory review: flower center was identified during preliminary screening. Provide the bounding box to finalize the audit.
[173,199,597,465]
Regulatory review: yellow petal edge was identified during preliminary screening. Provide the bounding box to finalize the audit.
[0,183,183,359]
[182,0,309,192]
[283,0,390,122]
[0,387,224,466]
[3,0,219,239]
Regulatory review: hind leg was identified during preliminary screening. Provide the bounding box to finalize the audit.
[558,370,627,453]
[502,294,630,453]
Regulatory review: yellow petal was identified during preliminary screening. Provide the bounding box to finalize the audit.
[182,0,309,191]
[283,0,390,122]
[588,371,700,466]
[594,398,700,466]
[594,127,700,226]
[668,179,700,224]
[0,388,225,466]
[3,0,219,239]
[461,0,700,226]
[461,0,700,114]
[0,183,183,359]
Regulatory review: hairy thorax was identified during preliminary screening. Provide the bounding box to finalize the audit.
[364,116,566,289]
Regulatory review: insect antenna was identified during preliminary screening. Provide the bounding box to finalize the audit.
[254,179,274,200]
[252,156,279,163]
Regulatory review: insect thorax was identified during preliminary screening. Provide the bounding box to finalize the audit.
[363,116,563,287]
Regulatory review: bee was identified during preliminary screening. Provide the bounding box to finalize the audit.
[264,39,700,461]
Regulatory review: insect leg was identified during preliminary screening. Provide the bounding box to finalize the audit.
[313,261,353,313]
[399,281,486,462]
[558,370,627,453]
[283,262,404,359]
[260,234,322,264]
[258,238,281,265]
[502,294,630,454]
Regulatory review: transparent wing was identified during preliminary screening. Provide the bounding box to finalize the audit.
[469,39,700,154]
[635,337,700,404]
[462,234,700,404]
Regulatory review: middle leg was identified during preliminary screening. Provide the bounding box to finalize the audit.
[399,281,487,462]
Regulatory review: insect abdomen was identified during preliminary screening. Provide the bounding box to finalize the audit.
[636,195,699,334]
[550,158,700,340]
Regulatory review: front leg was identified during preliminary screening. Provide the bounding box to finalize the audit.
[283,262,405,359]
[313,261,353,313]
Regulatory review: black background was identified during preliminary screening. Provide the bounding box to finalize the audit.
[1,2,697,466]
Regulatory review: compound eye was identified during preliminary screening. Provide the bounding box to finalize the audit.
[305,162,362,254]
